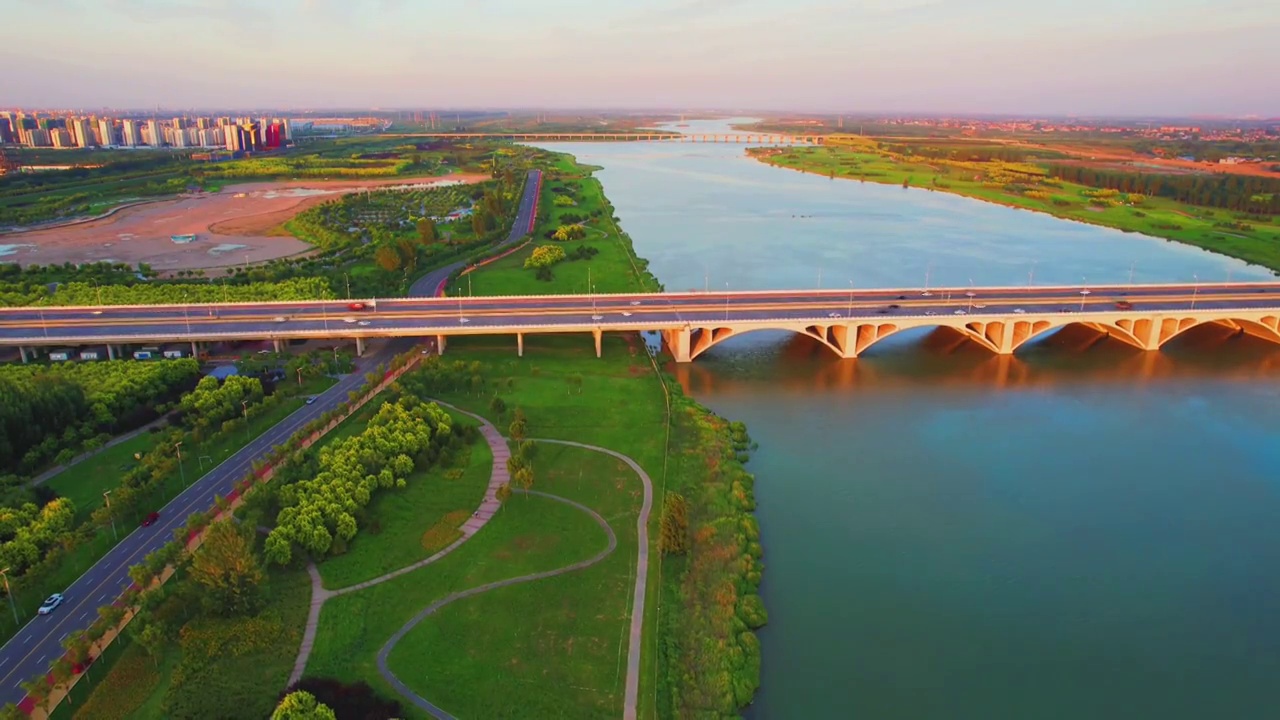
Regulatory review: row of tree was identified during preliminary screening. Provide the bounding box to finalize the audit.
[1047,165,1280,215]
[178,375,265,441]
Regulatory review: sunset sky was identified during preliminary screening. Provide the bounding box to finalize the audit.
[5,0,1276,116]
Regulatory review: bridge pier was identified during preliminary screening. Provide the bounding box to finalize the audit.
[273,339,284,353]
[107,344,115,361]
[191,340,199,358]
[18,346,28,364]
[592,328,602,358]
[355,337,366,356]
[436,334,447,355]
[517,332,524,357]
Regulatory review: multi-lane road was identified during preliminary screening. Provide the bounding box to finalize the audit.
[3,282,1280,347]
[0,169,543,710]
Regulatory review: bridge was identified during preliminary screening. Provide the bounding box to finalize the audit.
[3,282,1280,363]
[387,132,824,145]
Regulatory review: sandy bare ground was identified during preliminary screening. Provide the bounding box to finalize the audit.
[0,174,486,272]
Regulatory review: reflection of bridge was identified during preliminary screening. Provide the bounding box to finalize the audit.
[386,132,824,145]
[3,283,1280,363]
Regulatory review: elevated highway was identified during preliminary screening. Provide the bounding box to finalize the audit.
[4,282,1280,362]
[388,132,823,144]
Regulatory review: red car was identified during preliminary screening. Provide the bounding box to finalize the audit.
[141,511,160,527]
[348,302,367,311]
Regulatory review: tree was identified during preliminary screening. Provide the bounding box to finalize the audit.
[271,691,337,720]
[130,620,166,666]
[496,482,512,507]
[489,396,507,418]
[373,245,402,272]
[659,492,689,555]
[513,465,534,495]
[416,217,438,244]
[189,520,264,616]
[508,417,527,442]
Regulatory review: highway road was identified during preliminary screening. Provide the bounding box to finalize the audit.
[4,281,1280,346]
[0,169,544,709]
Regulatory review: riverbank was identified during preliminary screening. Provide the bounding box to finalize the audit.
[751,145,1280,273]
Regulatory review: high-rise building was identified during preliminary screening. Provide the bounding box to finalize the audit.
[96,118,115,146]
[172,117,185,130]
[223,124,241,152]
[23,128,51,147]
[121,119,142,147]
[196,117,211,129]
[281,118,292,141]
[72,118,96,147]
[146,119,164,147]
[51,129,73,148]
[198,127,219,147]
[0,117,14,144]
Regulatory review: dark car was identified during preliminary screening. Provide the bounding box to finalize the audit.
[142,511,160,527]
[1115,300,1134,310]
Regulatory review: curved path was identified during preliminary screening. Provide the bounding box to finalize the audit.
[286,402,654,720]
[376,489,617,719]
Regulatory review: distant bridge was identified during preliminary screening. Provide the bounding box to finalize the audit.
[386,132,824,145]
[4,283,1280,363]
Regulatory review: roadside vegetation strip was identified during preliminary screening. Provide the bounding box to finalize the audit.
[18,354,423,717]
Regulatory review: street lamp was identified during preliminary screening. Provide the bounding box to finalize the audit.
[103,490,117,540]
[1079,277,1091,311]
[1192,273,1199,310]
[965,278,976,312]
[344,273,351,300]
[1128,261,1136,286]
[175,441,186,489]
[724,281,730,321]
[0,567,20,626]
[182,293,191,334]
[589,267,602,321]
[847,280,855,318]
[38,307,48,339]
[1028,261,1037,287]
[921,262,933,297]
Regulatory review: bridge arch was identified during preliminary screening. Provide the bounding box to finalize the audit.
[660,314,1280,362]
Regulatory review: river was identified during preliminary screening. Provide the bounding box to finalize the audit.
[531,120,1280,719]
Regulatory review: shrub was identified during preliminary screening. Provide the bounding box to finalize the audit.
[523,245,566,269]
[280,678,405,720]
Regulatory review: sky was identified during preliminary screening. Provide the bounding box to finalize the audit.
[4,0,1278,116]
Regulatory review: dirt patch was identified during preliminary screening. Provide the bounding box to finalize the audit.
[0,174,487,272]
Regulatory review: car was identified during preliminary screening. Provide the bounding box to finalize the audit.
[621,311,633,317]
[1013,308,1026,314]
[90,310,103,315]
[305,396,317,405]
[38,594,64,615]
[343,317,357,324]
[974,303,987,309]
[629,300,641,306]
[828,312,842,318]
[348,302,367,311]
[141,511,159,527]
[273,316,287,323]
[888,304,900,309]
[1115,301,1134,310]
[954,309,967,315]
[896,295,907,300]
[357,320,371,326]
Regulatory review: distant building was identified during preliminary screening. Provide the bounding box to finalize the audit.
[281,118,292,141]
[72,118,95,147]
[172,116,185,130]
[97,118,115,146]
[223,124,241,152]
[121,119,142,147]
[0,117,13,143]
[199,127,222,147]
[147,119,164,147]
[50,129,73,148]
[196,117,211,129]
[22,128,50,147]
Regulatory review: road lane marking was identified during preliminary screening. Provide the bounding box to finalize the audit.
[0,360,377,695]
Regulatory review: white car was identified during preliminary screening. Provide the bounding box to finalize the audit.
[1013,308,1026,314]
[954,309,966,315]
[621,311,633,317]
[273,316,287,323]
[343,317,357,324]
[38,593,64,615]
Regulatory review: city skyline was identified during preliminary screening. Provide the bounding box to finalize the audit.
[5,0,1277,116]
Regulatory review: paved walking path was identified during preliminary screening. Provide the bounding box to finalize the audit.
[285,402,654,720]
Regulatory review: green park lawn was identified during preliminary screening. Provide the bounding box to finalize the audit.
[386,443,644,719]
[303,493,609,713]
[760,145,1280,272]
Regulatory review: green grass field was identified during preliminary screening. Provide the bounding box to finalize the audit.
[386,444,643,718]
[758,145,1280,271]
[304,493,608,709]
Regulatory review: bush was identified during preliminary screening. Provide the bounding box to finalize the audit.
[280,677,406,720]
[523,245,567,269]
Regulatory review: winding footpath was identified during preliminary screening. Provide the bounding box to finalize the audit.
[286,402,654,720]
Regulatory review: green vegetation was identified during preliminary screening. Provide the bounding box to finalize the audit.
[37,277,334,306]
[753,139,1280,271]
[0,358,199,472]
[315,409,490,588]
[386,444,642,718]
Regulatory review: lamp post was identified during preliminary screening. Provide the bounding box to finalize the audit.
[724,281,730,321]
[847,280,855,318]
[966,278,976,312]
[1028,261,1037,287]
[344,273,351,300]
[922,262,933,297]
[0,567,20,626]
[38,307,48,339]
[182,292,191,334]
[175,441,186,489]
[103,490,117,540]
[1128,261,1136,286]
[1192,273,1199,310]
[1079,277,1091,311]
[241,400,250,444]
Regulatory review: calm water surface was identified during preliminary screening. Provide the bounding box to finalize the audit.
[534,121,1280,719]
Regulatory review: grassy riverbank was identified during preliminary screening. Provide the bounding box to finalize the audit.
[753,143,1280,272]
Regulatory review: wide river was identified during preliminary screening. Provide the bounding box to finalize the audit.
[533,120,1280,719]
